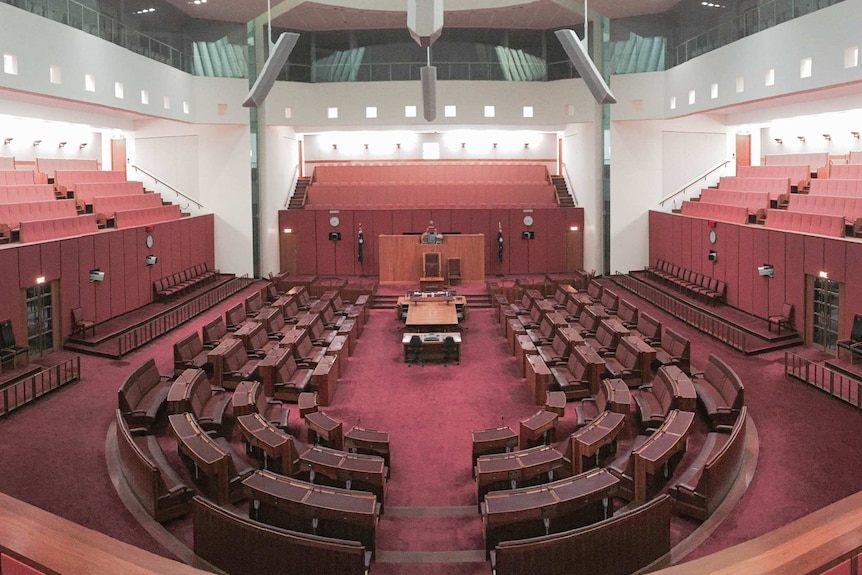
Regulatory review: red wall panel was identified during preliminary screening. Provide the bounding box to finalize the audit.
[470,210,494,274]
[40,242,61,283]
[77,235,97,323]
[842,242,862,338]
[721,223,739,306]
[315,210,337,275]
[295,211,318,275]
[93,233,113,323]
[0,250,22,341]
[823,239,846,283]
[353,210,376,275]
[767,231,787,318]
[429,210,452,235]
[178,220,191,271]
[17,245,41,290]
[110,232,127,316]
[60,239,81,336]
[449,210,473,236]
[736,226,755,312]
[680,217,693,271]
[784,233,805,324]
[333,211,355,275]
[123,229,141,311]
[409,210,433,235]
[803,236,825,278]
[748,226,770,319]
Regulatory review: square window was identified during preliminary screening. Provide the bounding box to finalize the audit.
[736,76,745,93]
[84,73,95,92]
[405,105,417,118]
[565,104,575,116]
[422,142,440,160]
[711,83,718,99]
[688,90,696,105]
[845,46,859,69]
[163,96,170,110]
[284,107,293,119]
[49,65,62,85]
[3,53,17,75]
[800,57,812,78]
[114,82,124,99]
[522,106,534,118]
[765,68,775,86]
[365,106,377,119]
[141,90,149,105]
[484,105,495,118]
[183,101,190,114]
[670,96,677,110]
[327,107,338,119]
[444,105,456,118]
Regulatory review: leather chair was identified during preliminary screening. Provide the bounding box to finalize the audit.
[0,320,28,368]
[406,335,423,366]
[443,336,458,365]
[423,252,441,278]
[447,258,462,286]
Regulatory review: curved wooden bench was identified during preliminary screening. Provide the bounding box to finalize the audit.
[692,354,744,429]
[118,358,172,432]
[668,406,749,520]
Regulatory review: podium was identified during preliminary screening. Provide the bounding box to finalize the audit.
[378,234,485,283]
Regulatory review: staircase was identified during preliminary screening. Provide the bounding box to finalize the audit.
[288,176,311,209]
[552,176,576,207]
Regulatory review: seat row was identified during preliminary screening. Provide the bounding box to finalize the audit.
[763,208,845,237]
[737,164,811,192]
[718,176,791,206]
[153,262,219,301]
[0,184,56,203]
[305,183,558,209]
[786,194,862,235]
[312,162,549,185]
[646,259,726,305]
[697,189,769,222]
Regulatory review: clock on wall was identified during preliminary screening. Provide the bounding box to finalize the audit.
[329,216,340,227]
[709,229,717,244]
[145,233,154,248]
[523,215,534,226]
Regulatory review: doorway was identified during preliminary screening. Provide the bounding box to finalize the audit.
[25,282,55,357]
[808,275,841,353]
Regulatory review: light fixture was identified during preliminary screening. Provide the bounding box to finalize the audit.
[32,140,41,147]
[524,143,530,148]
[823,134,831,140]
[461,142,466,148]
[819,270,829,279]
[36,276,45,284]
[570,226,579,231]
[364,144,369,150]
[145,255,158,266]
[58,141,67,148]
[332,144,337,150]
[79,142,87,149]
[396,143,401,149]
[282,228,293,234]
[797,135,805,142]
[774,138,782,144]
[852,131,860,139]
[492,143,498,149]
[3,138,11,145]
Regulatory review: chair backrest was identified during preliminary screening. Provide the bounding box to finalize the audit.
[71,307,84,326]
[409,335,422,348]
[0,320,17,347]
[851,314,862,343]
[423,252,441,277]
[443,335,456,349]
[448,258,461,278]
[781,303,793,323]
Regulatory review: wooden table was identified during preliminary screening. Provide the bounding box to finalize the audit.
[519,409,559,449]
[471,426,518,474]
[475,445,565,504]
[306,411,343,450]
[168,413,232,504]
[345,427,391,476]
[569,410,626,474]
[544,391,566,417]
[299,445,387,511]
[404,300,460,331]
[402,332,461,363]
[632,409,695,503]
[526,355,553,406]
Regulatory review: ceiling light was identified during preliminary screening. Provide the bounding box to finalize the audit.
[797,135,806,142]
[852,131,860,139]
[823,134,831,140]
[3,138,11,145]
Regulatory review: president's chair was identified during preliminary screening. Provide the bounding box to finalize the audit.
[423,252,441,278]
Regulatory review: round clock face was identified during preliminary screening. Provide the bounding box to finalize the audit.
[145,234,154,248]
[523,215,534,226]
[709,229,717,244]
[329,216,340,227]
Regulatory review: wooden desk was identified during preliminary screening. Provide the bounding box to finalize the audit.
[569,410,626,474]
[404,300,459,330]
[277,327,305,349]
[481,468,619,554]
[306,411,344,450]
[544,391,566,417]
[475,445,565,504]
[420,276,445,291]
[632,409,695,503]
[312,355,338,406]
[519,409,559,449]
[231,380,258,417]
[402,332,461,363]
[345,427,391,476]
[166,368,200,415]
[236,412,304,476]
[168,413,232,504]
[516,335,537,377]
[243,470,380,555]
[604,378,633,414]
[661,365,698,412]
[625,335,657,383]
[558,326,586,348]
[378,234,485,283]
[526,355,553,406]
[471,426,518,474]
[299,445,387,510]
[298,392,318,418]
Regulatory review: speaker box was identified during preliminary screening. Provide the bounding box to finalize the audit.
[554,29,616,105]
[243,32,300,108]
[329,232,342,241]
[708,250,718,262]
[522,231,535,240]
[421,66,437,122]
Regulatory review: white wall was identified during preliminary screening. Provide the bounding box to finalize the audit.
[560,122,600,273]
[260,124,300,277]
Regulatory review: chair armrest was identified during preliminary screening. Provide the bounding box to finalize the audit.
[582,397,596,404]
[638,384,653,391]
[128,425,150,436]
[673,482,698,495]
[714,423,734,433]
[716,406,734,413]
[210,386,226,394]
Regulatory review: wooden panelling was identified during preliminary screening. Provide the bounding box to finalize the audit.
[40,242,61,284]
[767,230,787,318]
[378,235,485,282]
[110,231,127,316]
[333,211,355,275]
[803,235,825,278]
[17,245,41,290]
[749,226,770,319]
[123,229,141,312]
[60,239,81,336]
[824,239,847,283]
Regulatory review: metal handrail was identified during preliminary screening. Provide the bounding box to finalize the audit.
[0,356,80,417]
[284,165,300,209]
[130,164,204,210]
[560,162,580,207]
[659,160,731,208]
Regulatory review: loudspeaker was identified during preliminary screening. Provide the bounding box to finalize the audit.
[89,269,105,282]
[329,232,342,241]
[421,66,437,122]
[708,250,718,262]
[243,32,300,108]
[554,29,617,105]
[758,264,774,277]
[522,231,535,240]
[145,255,158,266]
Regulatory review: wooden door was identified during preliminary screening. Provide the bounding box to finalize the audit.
[735,134,751,169]
[111,137,126,171]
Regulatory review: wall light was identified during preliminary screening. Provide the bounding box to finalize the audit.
[524,143,530,148]
[823,134,831,140]
[36,276,45,284]
[282,228,293,234]
[774,138,782,144]
[570,226,579,231]
[797,135,806,142]
[79,142,87,149]
[819,270,829,279]
[32,140,41,147]
[331,143,337,150]
[58,141,67,148]
[853,131,860,139]
[3,138,12,145]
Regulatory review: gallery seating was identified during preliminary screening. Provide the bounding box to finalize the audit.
[0,169,36,185]
[786,194,862,235]
[764,152,829,176]
[0,184,56,203]
[173,331,211,375]
[114,409,193,522]
[837,313,862,362]
[35,158,99,183]
[113,204,182,228]
[668,406,748,520]
[192,496,372,575]
[17,213,98,243]
[90,192,163,221]
[830,163,862,179]
[117,358,172,432]
[736,164,811,193]
[53,169,124,196]
[653,327,691,373]
[74,181,145,206]
[717,176,791,205]
[808,178,862,197]
[490,495,671,575]
[680,200,749,224]
[0,199,78,232]
[692,354,744,428]
[764,208,845,237]
[646,259,725,304]
[599,288,618,314]
[153,263,218,301]
[698,188,770,222]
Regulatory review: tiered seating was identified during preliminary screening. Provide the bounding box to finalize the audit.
[53,169,124,196]
[646,259,726,304]
[35,158,99,183]
[76,181,147,211]
[306,183,557,209]
[849,150,862,164]
[153,263,218,301]
[786,194,862,235]
[0,157,14,170]
[92,193,164,223]
[680,200,748,224]
[830,164,862,179]
[114,204,182,228]
[692,354,744,428]
[18,214,98,243]
[312,162,549,184]
[764,209,845,237]
[698,188,770,222]
[171,368,230,435]
[736,165,811,192]
[0,170,35,185]
[764,152,829,177]
[718,176,792,207]
[0,199,78,229]
[0,184,55,203]
[808,178,862,196]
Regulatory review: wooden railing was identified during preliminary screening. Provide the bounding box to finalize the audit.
[612,275,749,352]
[785,352,862,410]
[0,356,81,417]
[115,276,254,358]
